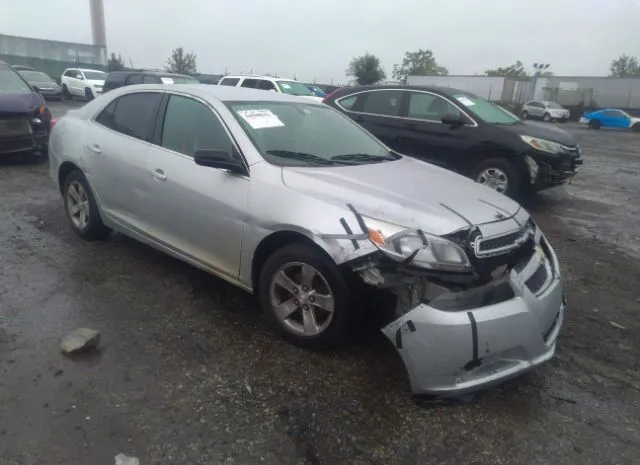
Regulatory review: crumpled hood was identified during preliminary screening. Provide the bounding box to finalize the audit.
[282,156,523,236]
[0,91,45,114]
[498,120,576,146]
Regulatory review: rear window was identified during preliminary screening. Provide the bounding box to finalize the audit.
[0,65,32,92]
[219,77,240,86]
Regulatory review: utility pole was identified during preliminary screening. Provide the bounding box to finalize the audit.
[531,63,550,100]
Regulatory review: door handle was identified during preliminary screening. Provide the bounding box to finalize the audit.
[87,144,101,153]
[151,169,167,181]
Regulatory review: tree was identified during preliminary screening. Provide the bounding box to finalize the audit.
[165,47,197,75]
[345,53,386,85]
[392,49,448,82]
[107,53,125,72]
[609,54,640,77]
[485,61,528,77]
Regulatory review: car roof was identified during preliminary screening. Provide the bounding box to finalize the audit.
[108,70,193,78]
[220,75,297,82]
[105,83,322,104]
[329,84,477,98]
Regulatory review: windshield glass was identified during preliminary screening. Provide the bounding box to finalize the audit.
[453,94,520,125]
[228,102,395,167]
[170,75,199,84]
[83,71,106,80]
[276,80,315,96]
[545,101,563,109]
[19,71,53,82]
[0,66,32,92]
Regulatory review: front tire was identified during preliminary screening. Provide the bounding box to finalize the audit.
[258,244,351,350]
[84,88,94,101]
[543,113,552,122]
[62,85,72,100]
[632,123,640,132]
[521,110,529,120]
[472,158,521,199]
[62,170,110,240]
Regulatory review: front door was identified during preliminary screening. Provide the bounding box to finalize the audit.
[83,91,163,231]
[396,90,477,169]
[145,93,249,279]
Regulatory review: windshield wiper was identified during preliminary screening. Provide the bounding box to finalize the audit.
[331,153,396,164]
[266,150,345,165]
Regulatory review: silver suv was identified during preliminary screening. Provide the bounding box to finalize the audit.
[522,100,570,122]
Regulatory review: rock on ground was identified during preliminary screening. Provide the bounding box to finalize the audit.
[60,328,100,354]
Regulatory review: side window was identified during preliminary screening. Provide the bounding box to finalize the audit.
[142,75,157,84]
[337,95,358,110]
[256,80,276,91]
[219,78,239,86]
[64,70,75,77]
[160,95,233,158]
[126,74,143,85]
[407,92,460,121]
[95,92,162,140]
[361,90,403,116]
[76,71,85,79]
[241,78,259,88]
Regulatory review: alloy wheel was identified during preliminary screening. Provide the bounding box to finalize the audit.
[269,262,335,337]
[476,168,509,194]
[66,181,90,230]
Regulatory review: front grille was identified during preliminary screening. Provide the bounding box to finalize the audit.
[0,118,31,137]
[474,224,534,257]
[526,263,549,294]
[478,230,523,252]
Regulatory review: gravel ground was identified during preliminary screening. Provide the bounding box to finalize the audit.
[1,108,639,464]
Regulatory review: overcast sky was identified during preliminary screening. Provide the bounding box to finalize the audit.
[1,0,639,82]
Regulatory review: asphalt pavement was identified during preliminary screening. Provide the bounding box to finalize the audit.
[1,103,639,464]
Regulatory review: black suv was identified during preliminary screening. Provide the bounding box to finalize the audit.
[324,85,583,198]
[102,70,200,93]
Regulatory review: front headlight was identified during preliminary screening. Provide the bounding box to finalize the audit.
[520,135,565,155]
[362,216,471,272]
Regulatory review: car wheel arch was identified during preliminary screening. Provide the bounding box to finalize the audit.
[251,230,337,293]
[58,161,81,194]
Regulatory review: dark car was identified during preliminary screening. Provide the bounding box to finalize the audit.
[324,85,583,198]
[18,70,63,100]
[0,61,51,158]
[102,70,200,93]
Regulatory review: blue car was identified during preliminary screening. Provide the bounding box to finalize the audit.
[579,108,640,131]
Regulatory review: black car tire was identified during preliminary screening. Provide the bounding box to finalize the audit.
[258,243,352,351]
[62,170,110,240]
[62,85,72,100]
[521,110,529,120]
[472,158,521,199]
[543,113,552,122]
[84,88,94,101]
[589,119,601,129]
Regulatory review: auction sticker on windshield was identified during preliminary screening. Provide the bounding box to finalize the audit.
[236,109,285,129]
[456,96,475,106]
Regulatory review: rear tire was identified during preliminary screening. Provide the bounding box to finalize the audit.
[258,243,352,350]
[589,119,601,129]
[471,158,521,199]
[521,110,529,120]
[62,85,72,100]
[62,170,110,240]
[632,123,640,132]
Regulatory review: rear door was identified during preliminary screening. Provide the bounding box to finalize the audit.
[396,90,478,169]
[144,93,249,279]
[83,91,163,231]
[338,89,405,150]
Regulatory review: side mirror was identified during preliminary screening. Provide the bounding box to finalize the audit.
[441,114,466,127]
[194,149,246,175]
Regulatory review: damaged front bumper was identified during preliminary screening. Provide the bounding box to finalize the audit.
[380,234,564,397]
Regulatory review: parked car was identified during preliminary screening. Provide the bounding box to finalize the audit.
[60,68,107,101]
[522,100,570,122]
[18,70,63,100]
[217,75,323,102]
[579,108,640,131]
[324,85,583,199]
[0,61,51,158]
[305,84,327,97]
[102,70,199,93]
[49,84,565,396]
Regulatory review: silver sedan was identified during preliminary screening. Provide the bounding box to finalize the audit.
[48,84,565,396]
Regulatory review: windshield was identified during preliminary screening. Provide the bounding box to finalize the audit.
[170,75,199,84]
[19,71,53,82]
[453,94,520,125]
[545,101,563,109]
[228,102,396,167]
[0,66,32,92]
[276,80,315,96]
[83,71,106,80]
